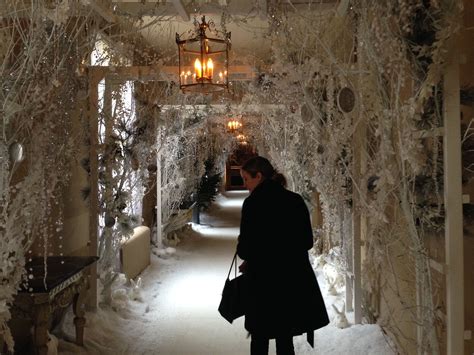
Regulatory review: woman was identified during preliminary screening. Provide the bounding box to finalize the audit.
[237,156,329,355]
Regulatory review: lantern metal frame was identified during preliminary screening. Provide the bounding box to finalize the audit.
[176,16,231,94]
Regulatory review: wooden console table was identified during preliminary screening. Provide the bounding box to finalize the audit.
[12,256,98,355]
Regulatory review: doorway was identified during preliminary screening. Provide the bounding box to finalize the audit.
[225,143,257,190]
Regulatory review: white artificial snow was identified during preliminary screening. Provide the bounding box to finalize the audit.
[56,191,395,354]
[165,247,177,255]
[152,246,178,259]
[110,288,128,311]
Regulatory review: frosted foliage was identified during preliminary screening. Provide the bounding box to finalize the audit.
[96,79,163,304]
[161,135,189,226]
[0,2,171,350]
[0,1,99,349]
[240,1,463,353]
[158,109,231,242]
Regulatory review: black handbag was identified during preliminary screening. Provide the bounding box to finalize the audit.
[218,252,247,323]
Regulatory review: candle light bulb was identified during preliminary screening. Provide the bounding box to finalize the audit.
[207,58,213,79]
[194,58,202,78]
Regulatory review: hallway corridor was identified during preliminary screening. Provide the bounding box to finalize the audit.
[139,191,250,354]
[58,192,393,355]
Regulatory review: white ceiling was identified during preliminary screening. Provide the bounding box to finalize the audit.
[141,16,271,61]
[111,0,339,61]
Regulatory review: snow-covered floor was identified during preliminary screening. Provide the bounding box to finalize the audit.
[57,191,395,355]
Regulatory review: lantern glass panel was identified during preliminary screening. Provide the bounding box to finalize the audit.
[179,39,228,92]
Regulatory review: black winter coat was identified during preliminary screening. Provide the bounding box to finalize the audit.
[237,179,329,338]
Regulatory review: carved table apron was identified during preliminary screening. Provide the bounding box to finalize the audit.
[12,256,98,355]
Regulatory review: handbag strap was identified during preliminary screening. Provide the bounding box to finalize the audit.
[226,252,238,280]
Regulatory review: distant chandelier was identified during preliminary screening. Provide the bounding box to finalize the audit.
[176,16,231,93]
[236,134,248,145]
[227,119,242,133]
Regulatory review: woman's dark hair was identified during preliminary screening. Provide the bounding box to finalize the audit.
[241,156,287,187]
[272,172,287,187]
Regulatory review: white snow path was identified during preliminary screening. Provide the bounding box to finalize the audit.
[57,191,395,355]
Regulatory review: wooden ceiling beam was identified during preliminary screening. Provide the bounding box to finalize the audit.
[171,0,190,21]
[89,0,117,23]
[258,0,267,20]
[336,0,350,17]
[88,64,256,81]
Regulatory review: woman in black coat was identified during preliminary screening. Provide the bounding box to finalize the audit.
[237,156,329,355]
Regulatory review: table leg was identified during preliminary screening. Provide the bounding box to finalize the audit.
[33,304,49,355]
[73,290,86,345]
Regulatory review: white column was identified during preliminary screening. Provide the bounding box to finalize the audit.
[352,172,362,324]
[345,234,354,312]
[443,39,464,355]
[156,128,163,248]
[87,70,103,309]
[351,111,363,324]
[351,19,365,324]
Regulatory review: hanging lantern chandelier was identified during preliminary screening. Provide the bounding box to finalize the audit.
[176,16,231,94]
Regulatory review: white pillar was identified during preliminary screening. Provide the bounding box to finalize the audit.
[87,70,102,309]
[352,191,362,324]
[345,204,354,312]
[156,129,163,248]
[443,39,464,355]
[351,114,363,324]
[351,20,365,324]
